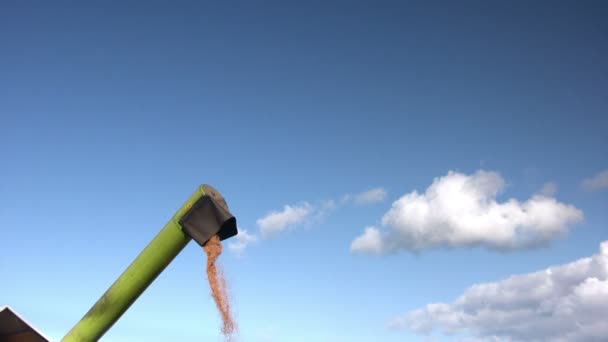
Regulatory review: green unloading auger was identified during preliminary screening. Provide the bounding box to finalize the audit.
[62,184,238,342]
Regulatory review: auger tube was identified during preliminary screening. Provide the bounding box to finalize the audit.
[62,185,236,342]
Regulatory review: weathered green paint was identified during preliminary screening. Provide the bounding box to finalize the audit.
[61,186,208,342]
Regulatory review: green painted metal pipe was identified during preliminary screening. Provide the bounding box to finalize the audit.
[62,186,208,342]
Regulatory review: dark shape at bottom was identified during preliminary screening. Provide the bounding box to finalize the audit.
[0,306,49,342]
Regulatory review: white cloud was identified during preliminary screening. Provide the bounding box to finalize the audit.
[255,187,378,239]
[317,199,337,218]
[351,170,583,254]
[257,203,312,238]
[353,187,388,205]
[390,240,608,342]
[582,170,608,191]
[351,226,384,255]
[228,229,257,255]
[540,182,558,197]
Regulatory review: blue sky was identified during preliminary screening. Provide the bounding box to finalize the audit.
[1,1,607,341]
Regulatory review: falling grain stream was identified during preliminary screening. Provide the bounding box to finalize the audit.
[203,234,236,340]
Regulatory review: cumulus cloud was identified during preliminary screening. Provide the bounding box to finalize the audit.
[257,203,313,238]
[540,182,558,197]
[228,229,258,255]
[342,187,388,205]
[352,187,388,205]
[317,199,337,218]
[351,170,583,254]
[255,186,382,239]
[582,170,608,191]
[351,227,384,255]
[390,240,608,342]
